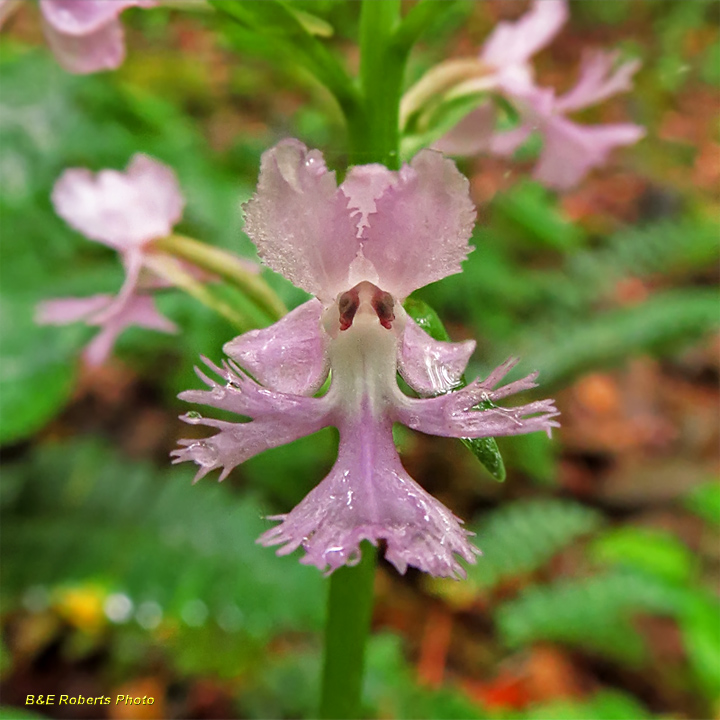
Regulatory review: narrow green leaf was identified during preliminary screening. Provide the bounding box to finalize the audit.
[402,297,450,342]
[209,0,360,120]
[403,298,507,481]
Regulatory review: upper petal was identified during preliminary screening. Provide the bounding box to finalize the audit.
[41,14,125,74]
[398,316,475,396]
[40,0,155,35]
[52,154,184,248]
[555,52,641,114]
[242,139,361,301]
[341,163,397,236]
[360,150,476,299]
[533,117,645,190]
[481,0,568,69]
[223,298,329,396]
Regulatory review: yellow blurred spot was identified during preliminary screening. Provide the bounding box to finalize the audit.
[54,585,106,633]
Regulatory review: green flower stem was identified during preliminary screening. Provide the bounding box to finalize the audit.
[155,234,287,321]
[143,253,252,331]
[319,544,378,719]
[353,0,403,169]
[319,3,407,718]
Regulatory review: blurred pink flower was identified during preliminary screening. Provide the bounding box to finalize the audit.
[0,0,157,74]
[37,154,183,365]
[435,0,645,189]
[173,140,559,578]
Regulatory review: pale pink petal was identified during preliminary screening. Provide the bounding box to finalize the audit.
[51,154,184,248]
[398,316,475,396]
[90,249,144,324]
[481,0,568,69]
[36,294,112,325]
[555,52,641,113]
[41,15,125,74]
[488,123,535,156]
[172,357,330,482]
[223,298,329,396]
[434,104,497,156]
[533,116,645,190]
[394,358,559,438]
[341,164,397,236]
[242,139,360,301]
[258,408,478,578]
[82,293,177,366]
[360,150,476,299]
[40,0,154,35]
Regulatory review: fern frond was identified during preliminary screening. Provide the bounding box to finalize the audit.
[2,440,324,640]
[495,570,682,664]
[428,499,602,606]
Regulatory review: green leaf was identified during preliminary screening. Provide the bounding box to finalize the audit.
[0,708,48,720]
[0,294,81,445]
[403,297,451,342]
[527,288,720,387]
[209,0,360,119]
[2,440,325,642]
[401,91,489,159]
[685,481,720,527]
[679,593,720,701]
[524,690,650,720]
[403,298,506,481]
[496,570,681,664]
[288,6,334,37]
[430,499,603,603]
[492,180,585,252]
[460,436,506,482]
[590,526,696,584]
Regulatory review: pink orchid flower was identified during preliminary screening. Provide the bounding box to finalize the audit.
[0,0,156,74]
[37,154,183,366]
[435,0,645,190]
[173,140,559,578]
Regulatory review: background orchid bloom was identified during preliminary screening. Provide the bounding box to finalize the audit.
[0,0,157,74]
[37,154,183,366]
[174,139,559,579]
[434,0,645,190]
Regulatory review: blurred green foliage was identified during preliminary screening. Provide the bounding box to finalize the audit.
[1,1,718,718]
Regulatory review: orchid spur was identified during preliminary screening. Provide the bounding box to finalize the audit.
[173,139,559,579]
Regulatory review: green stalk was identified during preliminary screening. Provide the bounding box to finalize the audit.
[318,4,405,718]
[155,234,287,321]
[353,0,402,169]
[319,545,378,719]
[143,253,252,331]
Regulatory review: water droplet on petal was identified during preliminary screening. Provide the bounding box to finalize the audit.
[189,441,219,467]
[186,411,202,421]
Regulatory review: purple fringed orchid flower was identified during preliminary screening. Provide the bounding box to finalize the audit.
[37,154,182,366]
[434,0,645,190]
[0,0,156,74]
[173,139,559,578]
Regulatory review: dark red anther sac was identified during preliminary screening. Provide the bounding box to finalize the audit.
[337,281,395,331]
[338,286,360,331]
[371,289,395,329]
